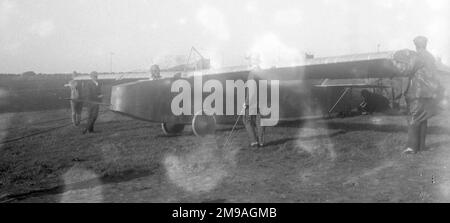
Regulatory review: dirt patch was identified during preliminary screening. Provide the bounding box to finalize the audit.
[1,109,450,202]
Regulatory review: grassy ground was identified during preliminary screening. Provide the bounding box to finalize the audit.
[1,107,450,203]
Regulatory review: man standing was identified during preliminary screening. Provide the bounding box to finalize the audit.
[403,36,441,154]
[83,72,103,134]
[359,89,391,114]
[64,72,83,126]
[150,64,161,80]
[243,69,265,147]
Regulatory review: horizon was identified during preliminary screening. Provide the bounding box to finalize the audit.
[2,48,450,75]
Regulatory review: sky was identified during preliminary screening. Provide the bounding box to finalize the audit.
[0,0,449,74]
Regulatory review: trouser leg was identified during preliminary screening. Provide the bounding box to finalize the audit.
[70,102,77,126]
[86,107,93,131]
[75,112,82,126]
[255,114,265,145]
[91,105,99,131]
[243,111,258,144]
[419,120,428,151]
[87,105,99,132]
[407,122,421,152]
[71,112,77,126]
[75,103,83,126]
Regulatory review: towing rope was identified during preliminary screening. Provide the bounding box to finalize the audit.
[222,106,245,149]
[0,110,110,146]
[0,116,71,132]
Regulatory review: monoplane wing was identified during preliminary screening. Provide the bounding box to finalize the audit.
[255,51,409,81]
[314,84,390,88]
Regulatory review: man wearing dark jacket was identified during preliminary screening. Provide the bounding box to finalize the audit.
[403,36,442,154]
[83,72,103,134]
[359,90,391,114]
[150,64,161,80]
[243,69,265,147]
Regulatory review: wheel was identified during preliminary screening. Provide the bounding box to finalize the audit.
[161,123,185,136]
[192,110,216,137]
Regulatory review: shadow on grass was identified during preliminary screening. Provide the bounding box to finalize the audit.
[425,140,450,151]
[154,125,245,138]
[278,120,450,136]
[264,130,347,147]
[1,167,158,203]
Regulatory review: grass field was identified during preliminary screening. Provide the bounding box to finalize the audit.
[1,107,450,203]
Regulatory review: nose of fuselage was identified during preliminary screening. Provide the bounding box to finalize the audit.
[110,79,174,122]
[110,82,138,117]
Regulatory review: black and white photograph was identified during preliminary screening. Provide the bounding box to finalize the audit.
[1,0,450,206]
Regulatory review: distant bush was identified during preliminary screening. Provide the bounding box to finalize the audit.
[21,71,37,77]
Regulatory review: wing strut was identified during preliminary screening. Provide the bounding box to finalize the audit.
[328,88,351,114]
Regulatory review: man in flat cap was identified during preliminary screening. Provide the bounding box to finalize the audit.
[150,64,161,80]
[243,68,265,148]
[403,36,442,154]
[83,72,103,134]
